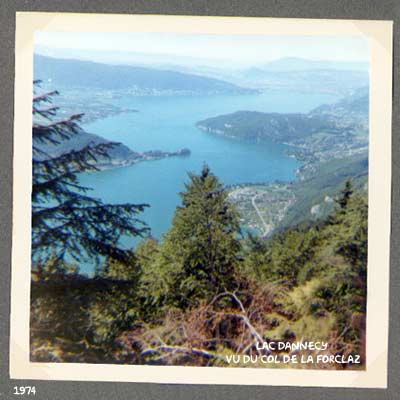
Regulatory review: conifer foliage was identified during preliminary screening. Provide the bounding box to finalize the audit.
[153,165,242,308]
[31,81,149,267]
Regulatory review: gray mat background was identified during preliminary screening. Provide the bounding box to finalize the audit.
[0,1,398,399]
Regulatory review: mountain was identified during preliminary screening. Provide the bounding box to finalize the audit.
[197,111,340,142]
[33,53,368,96]
[34,45,230,71]
[196,89,368,144]
[236,68,368,95]
[33,55,256,95]
[233,58,368,95]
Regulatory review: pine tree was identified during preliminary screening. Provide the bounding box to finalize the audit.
[149,165,242,308]
[32,81,149,269]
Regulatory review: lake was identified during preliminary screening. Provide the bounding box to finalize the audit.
[79,90,339,249]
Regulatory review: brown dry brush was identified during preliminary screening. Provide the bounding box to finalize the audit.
[117,281,278,366]
[116,278,365,369]
[30,274,365,368]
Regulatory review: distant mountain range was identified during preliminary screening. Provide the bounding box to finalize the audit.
[34,52,368,96]
[35,46,368,73]
[34,55,256,95]
[234,69,368,95]
[191,58,368,95]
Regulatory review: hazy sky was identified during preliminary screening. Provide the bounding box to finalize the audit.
[35,31,369,65]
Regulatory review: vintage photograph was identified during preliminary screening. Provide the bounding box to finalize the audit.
[30,30,369,369]
[9,13,392,387]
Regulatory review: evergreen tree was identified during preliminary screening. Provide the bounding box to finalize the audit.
[148,165,242,309]
[32,81,149,269]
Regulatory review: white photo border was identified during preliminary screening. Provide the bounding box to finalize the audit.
[10,12,393,388]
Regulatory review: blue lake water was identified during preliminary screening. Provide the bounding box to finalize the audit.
[79,91,339,250]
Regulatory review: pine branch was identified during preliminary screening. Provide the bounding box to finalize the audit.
[31,83,150,268]
[33,90,59,105]
[33,106,60,120]
[33,141,119,175]
[33,113,84,144]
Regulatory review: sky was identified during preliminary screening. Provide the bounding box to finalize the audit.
[34,32,369,67]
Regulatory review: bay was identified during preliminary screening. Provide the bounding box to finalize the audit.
[79,90,339,250]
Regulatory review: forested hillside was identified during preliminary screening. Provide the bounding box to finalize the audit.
[31,166,367,369]
[196,89,368,143]
[201,89,369,235]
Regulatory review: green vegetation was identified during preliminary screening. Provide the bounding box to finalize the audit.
[197,111,339,142]
[196,88,368,145]
[139,165,242,311]
[30,85,368,370]
[281,153,368,228]
[31,164,367,369]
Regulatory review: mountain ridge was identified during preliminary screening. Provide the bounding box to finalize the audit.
[34,54,256,95]
[196,89,368,144]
